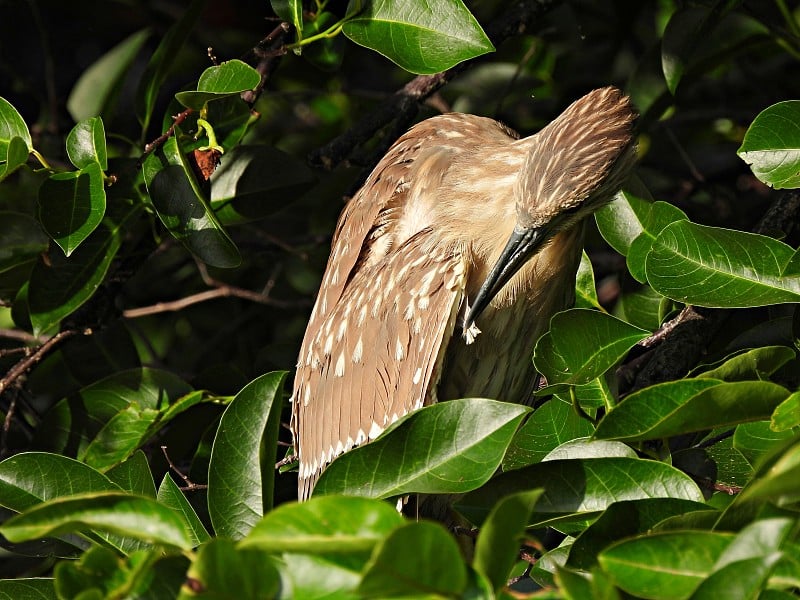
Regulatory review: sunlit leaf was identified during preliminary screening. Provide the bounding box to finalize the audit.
[647,221,800,307]
[738,100,800,189]
[341,0,494,75]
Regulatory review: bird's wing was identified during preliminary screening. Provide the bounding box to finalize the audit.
[291,116,476,498]
[293,232,467,498]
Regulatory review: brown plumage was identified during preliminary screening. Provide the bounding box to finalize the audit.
[291,86,637,499]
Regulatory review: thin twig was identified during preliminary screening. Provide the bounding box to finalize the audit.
[139,108,194,164]
[0,328,90,396]
[161,446,207,491]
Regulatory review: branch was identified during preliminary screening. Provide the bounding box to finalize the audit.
[308,0,561,171]
[0,328,91,396]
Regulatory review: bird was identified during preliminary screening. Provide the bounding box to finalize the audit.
[290,86,637,500]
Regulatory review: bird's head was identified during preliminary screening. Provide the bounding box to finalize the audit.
[464,87,637,331]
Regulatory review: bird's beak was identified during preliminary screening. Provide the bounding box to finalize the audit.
[464,225,549,331]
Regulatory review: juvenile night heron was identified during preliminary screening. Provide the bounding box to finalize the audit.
[291,87,637,499]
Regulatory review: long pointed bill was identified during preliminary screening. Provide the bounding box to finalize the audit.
[464,225,549,331]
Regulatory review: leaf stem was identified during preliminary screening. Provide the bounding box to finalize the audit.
[29,148,52,170]
[285,18,345,50]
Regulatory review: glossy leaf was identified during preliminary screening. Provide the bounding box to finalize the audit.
[314,398,529,498]
[28,202,139,335]
[733,421,795,466]
[647,221,800,307]
[0,96,32,149]
[627,201,688,283]
[66,117,107,170]
[595,379,790,442]
[575,251,600,309]
[473,489,543,592]
[241,496,404,554]
[208,371,287,539]
[0,492,192,550]
[697,346,795,381]
[106,452,157,498]
[175,59,260,110]
[458,457,703,526]
[341,0,494,75]
[598,531,733,600]
[157,474,211,548]
[180,538,280,599]
[542,439,636,461]
[135,0,205,131]
[142,135,240,268]
[37,163,106,256]
[567,498,712,570]
[738,100,800,189]
[534,308,649,386]
[0,212,49,273]
[0,453,120,514]
[358,521,467,598]
[0,136,30,182]
[503,397,595,471]
[595,189,652,256]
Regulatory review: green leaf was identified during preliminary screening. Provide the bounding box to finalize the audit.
[341,0,494,75]
[473,489,543,592]
[595,379,790,442]
[241,495,404,554]
[738,436,800,505]
[180,538,280,600]
[157,474,211,548]
[0,578,56,599]
[533,308,649,387]
[502,397,595,471]
[208,371,287,539]
[142,135,241,268]
[0,452,119,514]
[458,457,703,526]
[38,163,107,256]
[66,117,107,170]
[175,59,261,110]
[135,0,205,131]
[271,0,303,34]
[28,202,140,335]
[734,420,796,467]
[0,96,32,149]
[598,531,733,600]
[575,251,600,309]
[594,189,652,256]
[627,201,688,283]
[314,398,529,498]
[646,221,800,307]
[0,491,192,550]
[771,391,800,431]
[0,136,31,182]
[567,498,712,570]
[661,6,722,95]
[696,346,795,381]
[738,100,800,189]
[67,29,150,122]
[358,521,467,598]
[542,439,636,461]
[691,553,783,600]
[0,212,49,274]
[36,368,193,459]
[210,145,316,225]
[106,452,157,498]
